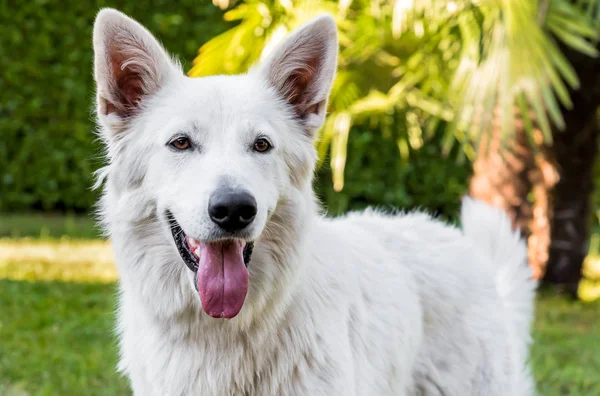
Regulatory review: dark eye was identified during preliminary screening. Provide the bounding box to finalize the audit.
[169,136,191,151]
[253,138,272,153]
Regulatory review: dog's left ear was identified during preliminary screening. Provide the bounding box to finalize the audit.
[258,16,338,137]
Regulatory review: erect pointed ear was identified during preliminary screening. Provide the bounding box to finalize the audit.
[93,8,181,124]
[258,15,338,137]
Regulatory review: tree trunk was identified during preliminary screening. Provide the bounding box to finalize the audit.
[470,43,600,289]
[469,113,558,279]
[545,114,598,293]
[544,45,600,294]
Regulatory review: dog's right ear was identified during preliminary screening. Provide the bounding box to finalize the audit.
[93,8,181,130]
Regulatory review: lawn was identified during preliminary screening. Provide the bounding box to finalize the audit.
[0,213,101,240]
[532,291,600,395]
[0,279,128,396]
[0,215,599,395]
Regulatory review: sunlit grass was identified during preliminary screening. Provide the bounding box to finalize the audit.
[0,239,116,283]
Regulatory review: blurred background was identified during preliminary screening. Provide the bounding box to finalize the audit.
[1,0,599,394]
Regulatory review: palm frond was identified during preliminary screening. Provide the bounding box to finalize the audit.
[190,0,600,191]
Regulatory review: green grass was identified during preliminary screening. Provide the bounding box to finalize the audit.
[531,290,600,395]
[1,276,598,394]
[0,215,599,395]
[1,281,598,396]
[0,279,128,396]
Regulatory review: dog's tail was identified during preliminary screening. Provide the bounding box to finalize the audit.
[460,197,537,360]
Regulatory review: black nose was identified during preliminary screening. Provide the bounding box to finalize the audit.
[208,189,257,232]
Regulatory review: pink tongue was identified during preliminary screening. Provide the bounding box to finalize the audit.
[195,241,249,319]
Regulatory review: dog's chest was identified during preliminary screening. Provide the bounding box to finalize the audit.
[122,318,341,396]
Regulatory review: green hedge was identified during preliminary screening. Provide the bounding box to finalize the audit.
[316,127,470,220]
[0,1,228,212]
[0,1,470,218]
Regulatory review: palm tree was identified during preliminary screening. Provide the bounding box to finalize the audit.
[190,0,600,293]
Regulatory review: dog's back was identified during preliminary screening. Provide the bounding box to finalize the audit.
[336,200,536,395]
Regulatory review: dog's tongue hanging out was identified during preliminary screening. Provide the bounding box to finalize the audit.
[188,238,249,318]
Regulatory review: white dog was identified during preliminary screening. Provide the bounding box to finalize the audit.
[93,8,536,395]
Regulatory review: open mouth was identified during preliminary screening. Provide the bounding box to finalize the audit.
[166,211,254,319]
[167,212,254,272]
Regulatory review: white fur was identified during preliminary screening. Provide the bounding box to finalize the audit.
[93,9,536,395]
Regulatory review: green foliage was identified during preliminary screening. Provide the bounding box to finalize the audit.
[0,1,228,212]
[0,0,470,217]
[7,0,596,215]
[316,124,471,219]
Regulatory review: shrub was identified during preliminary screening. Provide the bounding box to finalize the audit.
[0,1,228,212]
[316,125,471,220]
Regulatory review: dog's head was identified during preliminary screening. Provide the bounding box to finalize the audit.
[93,9,337,318]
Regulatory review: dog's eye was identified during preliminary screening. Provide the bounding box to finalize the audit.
[253,138,272,153]
[169,137,191,151]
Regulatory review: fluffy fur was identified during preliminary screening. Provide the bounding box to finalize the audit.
[93,8,537,395]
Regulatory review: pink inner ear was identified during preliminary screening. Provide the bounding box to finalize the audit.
[105,43,148,117]
[282,58,320,118]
